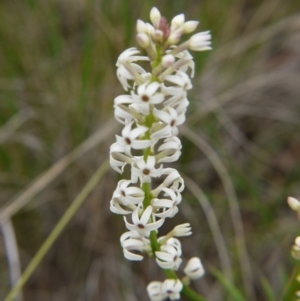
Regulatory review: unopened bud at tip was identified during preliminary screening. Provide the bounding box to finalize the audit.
[150,7,161,27]
[162,54,175,67]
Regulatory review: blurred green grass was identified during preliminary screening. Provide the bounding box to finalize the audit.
[0,0,300,300]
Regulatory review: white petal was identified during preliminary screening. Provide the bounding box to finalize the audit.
[140,205,153,224]
[123,248,144,261]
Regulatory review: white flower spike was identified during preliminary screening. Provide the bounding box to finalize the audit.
[110,7,211,301]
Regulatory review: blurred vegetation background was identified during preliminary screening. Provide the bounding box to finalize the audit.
[0,0,300,300]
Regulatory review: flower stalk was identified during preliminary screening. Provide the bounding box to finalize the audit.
[110,7,211,301]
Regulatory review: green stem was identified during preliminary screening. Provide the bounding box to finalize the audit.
[4,160,110,301]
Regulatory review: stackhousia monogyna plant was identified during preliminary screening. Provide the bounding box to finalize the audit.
[109,7,211,301]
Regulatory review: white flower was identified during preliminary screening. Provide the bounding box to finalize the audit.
[153,107,186,137]
[110,198,136,215]
[116,48,149,91]
[124,205,165,237]
[116,122,151,156]
[131,156,163,183]
[114,94,140,124]
[112,180,144,205]
[155,136,182,163]
[188,31,212,51]
[147,279,183,301]
[109,143,133,173]
[152,168,185,195]
[155,243,182,270]
[110,174,146,216]
[147,281,167,301]
[161,279,183,300]
[120,231,151,261]
[152,187,182,218]
[184,257,205,280]
[176,50,195,77]
[172,223,192,237]
[164,71,193,95]
[131,81,164,115]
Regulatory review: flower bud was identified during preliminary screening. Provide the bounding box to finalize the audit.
[184,257,205,280]
[150,7,161,28]
[152,29,164,43]
[136,19,148,34]
[162,54,175,67]
[136,33,150,48]
[171,14,185,31]
[167,32,181,45]
[183,21,199,34]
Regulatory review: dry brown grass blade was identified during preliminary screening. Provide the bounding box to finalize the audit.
[181,125,255,301]
[0,219,23,301]
[184,175,233,283]
[209,96,271,162]
[190,71,296,125]
[0,109,34,144]
[205,13,300,70]
[0,118,119,222]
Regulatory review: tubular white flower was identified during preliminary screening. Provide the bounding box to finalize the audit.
[164,70,193,94]
[152,168,185,195]
[155,243,182,270]
[109,143,133,173]
[116,122,151,156]
[124,205,165,237]
[152,187,182,218]
[161,279,183,300]
[153,107,186,137]
[147,281,167,301]
[173,223,192,237]
[184,257,205,280]
[110,197,136,215]
[188,31,212,51]
[114,94,144,125]
[176,50,195,78]
[131,81,164,115]
[120,231,151,261]
[116,48,149,90]
[156,136,182,163]
[131,156,163,183]
[112,179,144,205]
